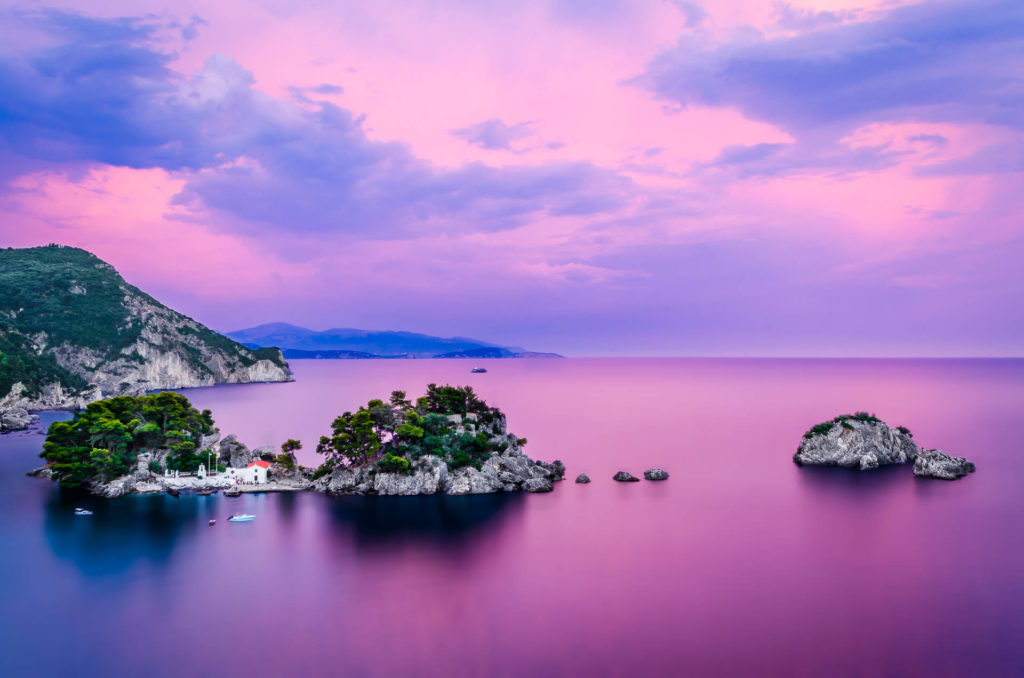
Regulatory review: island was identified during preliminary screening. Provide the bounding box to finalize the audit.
[32,385,565,497]
[793,412,975,480]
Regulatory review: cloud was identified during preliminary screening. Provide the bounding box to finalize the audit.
[0,9,637,237]
[666,1,707,28]
[451,118,536,150]
[639,0,1024,136]
[771,2,856,31]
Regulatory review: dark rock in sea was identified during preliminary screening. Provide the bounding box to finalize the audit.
[793,413,918,470]
[914,449,976,480]
[575,473,591,484]
[644,468,669,481]
[613,471,640,482]
[166,487,180,498]
[27,466,52,478]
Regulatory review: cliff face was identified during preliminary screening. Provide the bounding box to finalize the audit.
[0,246,291,429]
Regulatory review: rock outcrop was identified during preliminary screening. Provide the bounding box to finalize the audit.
[218,435,254,468]
[0,383,35,431]
[793,414,918,470]
[793,412,975,482]
[914,449,976,480]
[575,473,591,484]
[644,468,669,481]
[613,471,640,482]
[313,447,564,497]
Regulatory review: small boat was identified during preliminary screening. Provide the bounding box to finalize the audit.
[196,491,214,496]
[224,489,241,497]
[74,508,93,516]
[209,519,216,526]
[228,514,255,522]
[470,367,487,373]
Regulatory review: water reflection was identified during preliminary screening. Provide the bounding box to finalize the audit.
[794,462,910,498]
[326,492,526,547]
[43,490,205,576]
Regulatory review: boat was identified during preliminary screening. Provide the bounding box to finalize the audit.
[471,367,487,373]
[209,519,216,526]
[74,508,93,516]
[224,489,241,497]
[228,514,255,522]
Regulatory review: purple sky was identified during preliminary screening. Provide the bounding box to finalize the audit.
[1,0,1022,356]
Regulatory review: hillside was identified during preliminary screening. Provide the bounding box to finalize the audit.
[0,245,291,429]
[229,322,562,359]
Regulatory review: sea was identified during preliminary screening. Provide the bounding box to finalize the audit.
[1,358,1022,677]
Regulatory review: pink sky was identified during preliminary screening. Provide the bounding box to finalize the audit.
[0,0,1021,355]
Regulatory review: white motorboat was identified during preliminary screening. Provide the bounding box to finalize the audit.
[228,514,255,522]
[74,508,93,516]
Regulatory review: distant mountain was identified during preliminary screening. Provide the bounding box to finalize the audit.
[433,347,562,359]
[229,322,563,359]
[0,246,291,430]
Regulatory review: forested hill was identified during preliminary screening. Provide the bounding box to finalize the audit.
[0,246,291,423]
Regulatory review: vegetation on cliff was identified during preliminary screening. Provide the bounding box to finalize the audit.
[41,392,215,488]
[802,412,891,439]
[0,245,289,399]
[315,384,512,475]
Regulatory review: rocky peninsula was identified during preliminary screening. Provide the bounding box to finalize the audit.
[32,386,565,497]
[794,412,975,480]
[0,246,291,432]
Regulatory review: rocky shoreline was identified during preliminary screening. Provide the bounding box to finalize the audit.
[30,426,566,498]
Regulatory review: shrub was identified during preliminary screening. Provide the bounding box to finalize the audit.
[377,453,410,474]
[803,421,835,439]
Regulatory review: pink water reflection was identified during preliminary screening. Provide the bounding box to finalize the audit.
[152,359,1024,676]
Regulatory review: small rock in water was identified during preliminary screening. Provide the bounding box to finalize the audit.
[575,473,591,484]
[914,449,976,480]
[644,468,669,481]
[613,471,640,482]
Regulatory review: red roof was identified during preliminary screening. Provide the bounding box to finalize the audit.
[248,460,271,468]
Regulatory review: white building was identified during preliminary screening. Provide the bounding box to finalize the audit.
[246,460,270,484]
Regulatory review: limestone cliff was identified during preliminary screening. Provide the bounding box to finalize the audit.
[0,245,291,429]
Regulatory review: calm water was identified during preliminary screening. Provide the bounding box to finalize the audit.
[2,359,1023,677]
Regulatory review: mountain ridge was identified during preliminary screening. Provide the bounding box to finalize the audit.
[229,322,562,359]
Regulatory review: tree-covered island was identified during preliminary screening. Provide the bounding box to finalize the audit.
[34,385,564,497]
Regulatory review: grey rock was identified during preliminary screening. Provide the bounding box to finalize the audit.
[575,473,591,484]
[914,449,976,480]
[317,466,373,495]
[374,459,449,495]
[219,435,253,468]
[253,445,276,462]
[613,471,640,482]
[199,431,221,451]
[523,477,554,493]
[793,416,918,470]
[0,383,36,432]
[550,459,566,479]
[644,468,669,481]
